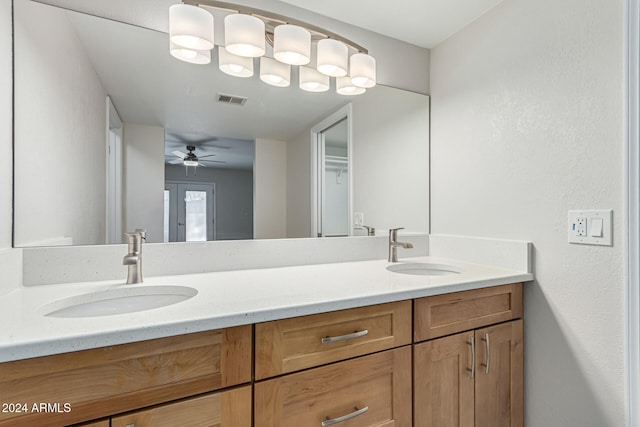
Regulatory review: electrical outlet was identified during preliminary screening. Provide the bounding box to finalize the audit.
[568,210,613,246]
[575,217,587,236]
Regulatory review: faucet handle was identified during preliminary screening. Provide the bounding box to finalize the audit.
[135,228,147,241]
[389,227,405,240]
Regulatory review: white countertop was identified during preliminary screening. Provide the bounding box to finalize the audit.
[0,256,533,363]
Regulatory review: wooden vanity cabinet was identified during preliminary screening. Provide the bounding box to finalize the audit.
[255,346,412,427]
[0,325,252,427]
[255,300,412,379]
[413,284,524,427]
[254,301,413,427]
[111,386,252,427]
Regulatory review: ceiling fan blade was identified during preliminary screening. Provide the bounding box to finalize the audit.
[197,162,207,167]
[169,158,183,164]
[198,154,217,158]
[172,150,186,159]
[200,159,227,164]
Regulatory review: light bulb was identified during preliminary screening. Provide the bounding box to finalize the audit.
[181,49,198,59]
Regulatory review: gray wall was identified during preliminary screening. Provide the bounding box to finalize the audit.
[165,165,253,240]
[429,0,625,425]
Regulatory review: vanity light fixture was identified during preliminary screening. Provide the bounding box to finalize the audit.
[169,0,376,94]
[170,41,211,64]
[169,4,215,51]
[260,57,291,87]
[224,13,265,57]
[218,48,253,77]
[336,76,366,96]
[274,24,311,65]
[299,66,330,92]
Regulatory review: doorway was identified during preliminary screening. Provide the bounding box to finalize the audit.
[164,182,215,242]
[311,105,353,238]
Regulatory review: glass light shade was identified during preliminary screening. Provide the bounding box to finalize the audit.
[260,57,290,87]
[169,4,214,51]
[299,66,329,92]
[219,48,253,77]
[224,14,265,58]
[316,39,348,77]
[184,160,198,167]
[170,42,211,64]
[337,76,366,95]
[350,53,376,88]
[274,25,311,65]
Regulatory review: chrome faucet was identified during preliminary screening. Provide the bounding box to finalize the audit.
[123,229,146,284]
[355,225,376,236]
[388,227,414,262]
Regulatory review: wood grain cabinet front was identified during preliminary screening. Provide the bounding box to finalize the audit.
[255,300,412,380]
[414,283,523,341]
[111,386,252,427]
[414,320,524,427]
[0,325,252,427]
[254,346,412,427]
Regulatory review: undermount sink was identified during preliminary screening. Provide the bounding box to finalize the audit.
[42,285,198,318]
[386,262,462,276]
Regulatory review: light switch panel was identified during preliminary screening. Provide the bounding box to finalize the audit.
[568,210,612,246]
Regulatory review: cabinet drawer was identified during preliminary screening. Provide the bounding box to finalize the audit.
[0,326,252,427]
[255,301,412,379]
[111,385,252,427]
[414,283,523,341]
[254,346,412,427]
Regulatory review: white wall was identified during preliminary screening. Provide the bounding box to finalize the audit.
[430,0,625,425]
[165,165,254,240]
[286,129,312,238]
[123,123,165,243]
[351,86,430,234]
[0,1,12,250]
[13,0,107,247]
[254,139,287,239]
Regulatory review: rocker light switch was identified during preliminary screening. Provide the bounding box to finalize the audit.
[590,218,604,237]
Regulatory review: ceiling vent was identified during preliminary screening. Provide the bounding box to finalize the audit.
[217,93,248,106]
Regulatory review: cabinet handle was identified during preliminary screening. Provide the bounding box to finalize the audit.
[321,329,369,344]
[321,406,369,426]
[466,335,475,379]
[481,333,490,375]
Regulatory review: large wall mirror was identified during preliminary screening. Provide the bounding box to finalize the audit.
[13,0,429,247]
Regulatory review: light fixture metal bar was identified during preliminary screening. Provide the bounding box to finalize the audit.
[182,0,369,54]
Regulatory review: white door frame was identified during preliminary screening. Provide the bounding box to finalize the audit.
[310,104,353,238]
[106,96,123,244]
[626,0,639,425]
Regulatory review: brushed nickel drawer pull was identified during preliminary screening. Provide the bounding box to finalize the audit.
[466,335,475,379]
[481,333,490,375]
[321,406,369,426]
[321,329,369,344]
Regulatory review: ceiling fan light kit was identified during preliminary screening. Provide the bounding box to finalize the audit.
[170,144,227,169]
[169,0,376,95]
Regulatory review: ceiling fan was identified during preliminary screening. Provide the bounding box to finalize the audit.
[168,145,226,167]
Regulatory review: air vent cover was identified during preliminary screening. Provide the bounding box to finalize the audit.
[217,93,248,106]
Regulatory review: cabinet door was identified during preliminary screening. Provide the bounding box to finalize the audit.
[111,386,251,427]
[414,334,474,427]
[474,320,523,427]
[255,346,412,427]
